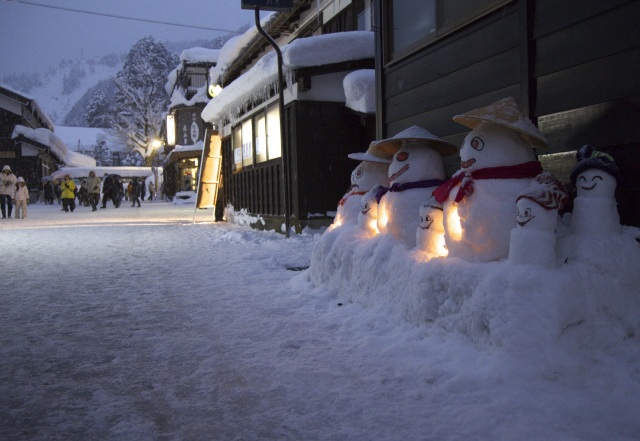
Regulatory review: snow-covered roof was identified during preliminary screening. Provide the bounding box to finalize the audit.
[0,82,55,130]
[202,31,374,125]
[12,125,96,167]
[180,47,220,64]
[50,166,155,180]
[165,141,204,163]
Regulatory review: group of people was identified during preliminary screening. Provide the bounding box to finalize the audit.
[0,165,30,219]
[0,165,158,219]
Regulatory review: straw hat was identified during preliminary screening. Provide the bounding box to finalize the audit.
[372,126,458,158]
[348,141,393,163]
[453,97,548,148]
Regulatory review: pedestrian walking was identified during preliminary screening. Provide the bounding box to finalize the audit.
[43,181,54,204]
[130,178,141,207]
[14,177,29,219]
[148,181,155,201]
[60,174,76,212]
[140,180,146,201]
[86,170,101,211]
[0,165,17,219]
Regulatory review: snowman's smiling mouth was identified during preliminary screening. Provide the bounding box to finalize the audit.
[419,219,434,230]
[389,164,410,182]
[580,183,597,191]
[461,158,476,169]
[517,216,535,227]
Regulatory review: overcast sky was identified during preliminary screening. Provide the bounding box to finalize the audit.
[0,0,261,77]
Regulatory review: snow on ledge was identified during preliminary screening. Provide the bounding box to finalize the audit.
[12,125,96,167]
[202,31,374,125]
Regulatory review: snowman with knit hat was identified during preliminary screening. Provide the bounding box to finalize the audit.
[331,141,392,229]
[569,145,621,236]
[559,145,640,271]
[433,97,547,261]
[508,172,568,267]
[374,126,457,248]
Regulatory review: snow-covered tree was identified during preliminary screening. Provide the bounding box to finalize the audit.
[120,149,145,166]
[91,138,112,166]
[109,36,178,163]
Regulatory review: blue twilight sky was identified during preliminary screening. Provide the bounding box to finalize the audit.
[0,0,261,76]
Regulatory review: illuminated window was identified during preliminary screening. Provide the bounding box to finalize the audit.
[242,119,253,167]
[255,113,268,163]
[266,105,281,160]
[233,125,243,172]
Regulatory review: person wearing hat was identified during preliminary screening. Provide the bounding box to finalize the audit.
[85,170,101,212]
[0,164,17,219]
[14,177,30,219]
[60,174,77,213]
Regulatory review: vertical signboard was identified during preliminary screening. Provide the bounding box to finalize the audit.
[195,129,223,211]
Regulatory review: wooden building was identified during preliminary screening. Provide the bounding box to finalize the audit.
[0,84,58,200]
[163,49,218,199]
[202,0,376,232]
[373,0,640,226]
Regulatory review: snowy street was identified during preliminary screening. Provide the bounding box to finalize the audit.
[2,203,640,440]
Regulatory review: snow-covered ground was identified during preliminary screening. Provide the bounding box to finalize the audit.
[1,203,639,440]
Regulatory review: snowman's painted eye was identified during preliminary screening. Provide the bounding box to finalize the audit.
[355,166,363,178]
[525,208,531,217]
[470,137,484,151]
[578,175,586,182]
[396,151,409,162]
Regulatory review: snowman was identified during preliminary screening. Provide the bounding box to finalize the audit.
[433,97,547,261]
[331,141,391,229]
[416,196,447,258]
[358,184,384,235]
[569,145,621,236]
[508,172,568,267]
[375,126,457,248]
[560,145,640,272]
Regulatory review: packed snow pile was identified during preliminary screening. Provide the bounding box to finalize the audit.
[307,98,640,438]
[343,69,375,115]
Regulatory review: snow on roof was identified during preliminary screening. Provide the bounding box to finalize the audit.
[12,125,96,167]
[165,141,204,163]
[1,82,55,130]
[51,166,155,180]
[168,85,210,108]
[180,47,220,63]
[343,69,376,115]
[202,31,374,125]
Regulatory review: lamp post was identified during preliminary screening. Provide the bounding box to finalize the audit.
[151,139,163,202]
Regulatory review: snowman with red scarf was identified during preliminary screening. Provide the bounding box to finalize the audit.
[375,126,457,248]
[332,141,391,228]
[433,97,547,261]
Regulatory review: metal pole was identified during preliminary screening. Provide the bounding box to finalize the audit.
[254,6,291,238]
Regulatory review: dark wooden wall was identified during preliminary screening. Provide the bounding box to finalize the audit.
[222,100,375,224]
[377,0,640,225]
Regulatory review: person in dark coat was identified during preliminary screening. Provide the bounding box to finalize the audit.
[130,178,141,207]
[43,181,54,204]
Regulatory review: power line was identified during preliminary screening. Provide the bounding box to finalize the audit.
[4,0,242,34]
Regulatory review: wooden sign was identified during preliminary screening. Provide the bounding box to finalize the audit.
[241,0,294,11]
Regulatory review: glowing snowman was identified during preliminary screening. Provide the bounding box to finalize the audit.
[508,172,568,267]
[569,145,621,235]
[416,197,447,258]
[375,126,456,248]
[332,142,391,229]
[358,184,384,235]
[434,97,547,261]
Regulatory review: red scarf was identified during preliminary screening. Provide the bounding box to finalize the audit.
[339,190,367,206]
[433,161,543,203]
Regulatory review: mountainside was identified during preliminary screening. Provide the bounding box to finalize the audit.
[1,37,231,127]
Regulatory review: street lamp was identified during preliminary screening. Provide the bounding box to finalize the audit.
[151,139,163,201]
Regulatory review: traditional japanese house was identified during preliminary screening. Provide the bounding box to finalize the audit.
[163,48,219,199]
[373,0,640,226]
[201,0,376,233]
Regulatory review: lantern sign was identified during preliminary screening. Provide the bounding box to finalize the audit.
[240,0,293,11]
